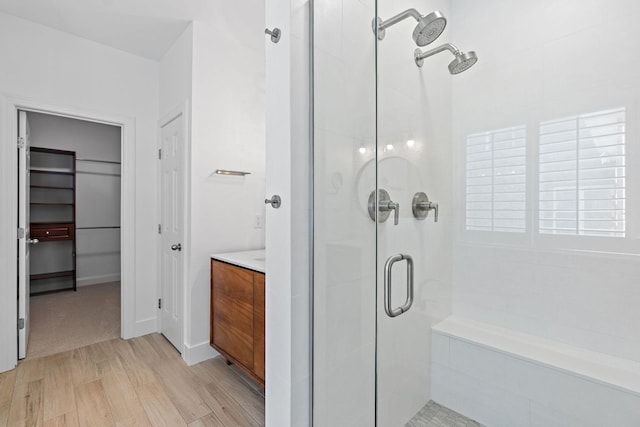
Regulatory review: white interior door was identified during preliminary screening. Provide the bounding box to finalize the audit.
[18,110,32,359]
[159,113,184,352]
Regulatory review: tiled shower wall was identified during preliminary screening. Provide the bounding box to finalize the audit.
[451,0,640,362]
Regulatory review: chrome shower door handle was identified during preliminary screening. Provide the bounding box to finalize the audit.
[384,254,414,318]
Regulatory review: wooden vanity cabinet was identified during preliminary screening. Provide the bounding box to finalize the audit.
[210,259,265,386]
[252,273,265,381]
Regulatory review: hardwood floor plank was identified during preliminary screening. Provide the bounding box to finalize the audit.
[70,347,100,386]
[114,341,156,387]
[188,413,225,427]
[129,335,163,362]
[43,353,76,421]
[199,381,262,427]
[74,380,114,427]
[16,357,46,385]
[147,334,181,361]
[88,339,115,365]
[101,365,152,427]
[152,359,211,423]
[136,379,188,427]
[90,339,118,378]
[4,334,264,427]
[25,379,44,427]
[42,412,79,427]
[7,378,44,427]
[6,381,27,426]
[0,369,17,427]
[192,357,265,423]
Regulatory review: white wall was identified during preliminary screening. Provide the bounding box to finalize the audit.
[265,0,312,425]
[160,24,193,118]
[0,10,160,371]
[27,112,121,288]
[160,11,312,427]
[450,0,640,362]
[184,4,266,362]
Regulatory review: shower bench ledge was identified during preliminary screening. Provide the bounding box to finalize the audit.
[432,315,640,396]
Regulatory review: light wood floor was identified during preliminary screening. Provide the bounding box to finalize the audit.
[0,334,265,427]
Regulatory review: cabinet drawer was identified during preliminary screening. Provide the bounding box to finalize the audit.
[31,223,74,241]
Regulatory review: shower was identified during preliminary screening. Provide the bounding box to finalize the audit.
[414,43,478,74]
[373,9,447,46]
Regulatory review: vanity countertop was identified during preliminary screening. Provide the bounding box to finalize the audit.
[211,249,265,273]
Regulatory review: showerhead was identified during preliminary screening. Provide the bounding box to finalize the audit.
[412,11,447,47]
[375,9,446,47]
[414,44,478,75]
[448,51,477,74]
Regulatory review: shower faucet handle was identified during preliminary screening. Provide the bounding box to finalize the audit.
[368,189,400,225]
[380,200,400,225]
[412,192,438,222]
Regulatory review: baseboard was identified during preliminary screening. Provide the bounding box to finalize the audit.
[133,317,158,337]
[77,273,121,287]
[183,340,219,366]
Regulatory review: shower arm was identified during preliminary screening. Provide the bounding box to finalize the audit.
[377,8,422,30]
[415,43,461,61]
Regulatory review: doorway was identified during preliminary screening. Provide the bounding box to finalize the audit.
[0,96,137,373]
[18,109,124,360]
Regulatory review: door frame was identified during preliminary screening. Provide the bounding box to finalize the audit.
[157,101,190,356]
[0,95,136,372]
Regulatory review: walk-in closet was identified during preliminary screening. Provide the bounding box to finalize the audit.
[25,111,122,359]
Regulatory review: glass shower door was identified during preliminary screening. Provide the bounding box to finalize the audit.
[313,0,453,425]
[312,0,378,425]
[375,0,453,425]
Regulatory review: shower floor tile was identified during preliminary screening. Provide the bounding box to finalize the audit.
[406,401,484,427]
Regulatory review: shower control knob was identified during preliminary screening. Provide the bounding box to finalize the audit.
[368,189,400,225]
[412,192,438,222]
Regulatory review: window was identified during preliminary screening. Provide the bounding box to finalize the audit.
[539,108,625,237]
[465,126,527,232]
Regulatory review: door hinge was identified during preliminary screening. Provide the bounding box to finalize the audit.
[158,224,162,234]
[18,318,24,330]
[17,228,25,239]
[158,149,162,160]
[17,137,25,149]
[158,298,162,309]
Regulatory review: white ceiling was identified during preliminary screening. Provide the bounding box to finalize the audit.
[0,0,201,60]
